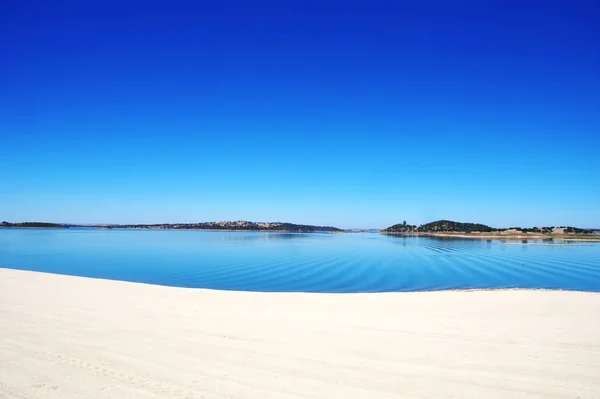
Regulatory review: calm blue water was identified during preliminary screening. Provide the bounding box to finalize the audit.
[1,229,599,292]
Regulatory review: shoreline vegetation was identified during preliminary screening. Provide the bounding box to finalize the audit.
[381,220,600,241]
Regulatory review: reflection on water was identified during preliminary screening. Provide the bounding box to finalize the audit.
[1,229,600,293]
[225,233,314,242]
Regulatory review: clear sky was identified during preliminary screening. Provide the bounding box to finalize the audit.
[1,1,599,229]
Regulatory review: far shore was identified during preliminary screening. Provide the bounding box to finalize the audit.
[0,226,344,233]
[1,268,599,398]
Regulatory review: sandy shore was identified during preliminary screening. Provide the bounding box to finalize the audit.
[1,269,599,398]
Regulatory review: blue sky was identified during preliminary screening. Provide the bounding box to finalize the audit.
[1,1,599,229]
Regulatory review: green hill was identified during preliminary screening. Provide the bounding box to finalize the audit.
[382,220,597,235]
[381,222,418,233]
[418,220,495,233]
[383,220,495,233]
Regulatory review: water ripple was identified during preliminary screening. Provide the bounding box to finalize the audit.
[1,230,600,292]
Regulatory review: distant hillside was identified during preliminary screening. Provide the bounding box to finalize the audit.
[383,220,494,233]
[1,221,67,228]
[382,220,596,235]
[80,221,343,232]
[418,220,496,233]
[382,222,418,233]
[1,220,342,232]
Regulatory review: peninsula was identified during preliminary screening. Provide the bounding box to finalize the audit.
[382,220,600,240]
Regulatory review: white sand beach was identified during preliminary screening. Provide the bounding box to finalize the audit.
[1,268,599,399]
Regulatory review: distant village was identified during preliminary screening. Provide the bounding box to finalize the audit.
[0,220,342,233]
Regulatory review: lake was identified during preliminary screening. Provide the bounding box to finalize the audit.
[1,229,599,292]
